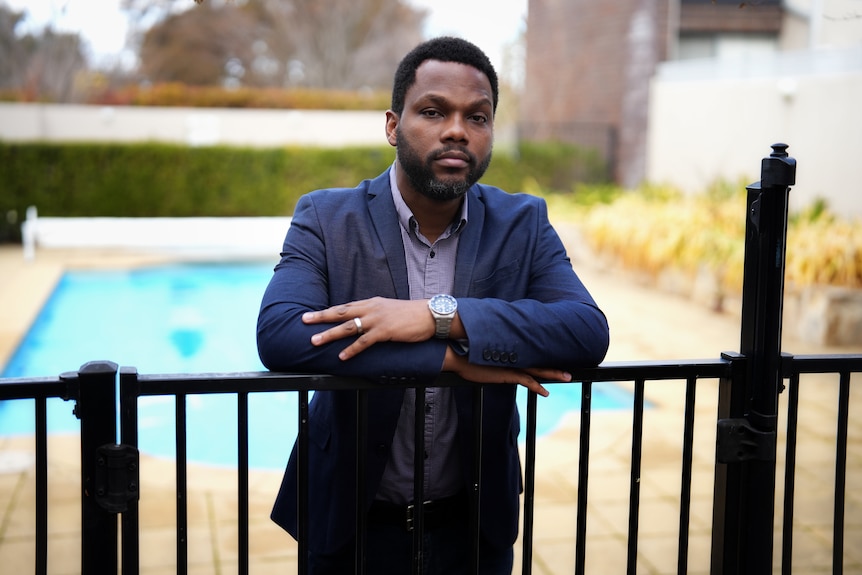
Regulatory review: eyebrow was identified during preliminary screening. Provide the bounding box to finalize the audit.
[420,93,493,111]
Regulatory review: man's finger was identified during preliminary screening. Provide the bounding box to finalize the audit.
[523,379,550,397]
[310,318,365,346]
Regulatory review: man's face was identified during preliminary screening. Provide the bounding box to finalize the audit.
[395,124,491,202]
[387,60,494,202]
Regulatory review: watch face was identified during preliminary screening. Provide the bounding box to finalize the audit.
[431,294,457,314]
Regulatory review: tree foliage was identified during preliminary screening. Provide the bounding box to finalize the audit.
[0,3,87,101]
[0,5,28,86]
[135,0,426,90]
[139,1,257,86]
[1,0,428,100]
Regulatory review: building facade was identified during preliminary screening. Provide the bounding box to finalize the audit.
[521,0,783,187]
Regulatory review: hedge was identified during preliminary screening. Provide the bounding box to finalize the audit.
[0,141,607,242]
[91,83,394,111]
[1,83,393,111]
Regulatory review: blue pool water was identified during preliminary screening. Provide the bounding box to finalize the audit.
[0,262,630,469]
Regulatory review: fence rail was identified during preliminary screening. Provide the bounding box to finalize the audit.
[2,352,857,574]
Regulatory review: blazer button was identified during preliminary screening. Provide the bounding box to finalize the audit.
[509,352,519,363]
[483,349,492,361]
[492,351,501,362]
[500,351,510,363]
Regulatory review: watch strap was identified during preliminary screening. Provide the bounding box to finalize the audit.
[434,315,453,339]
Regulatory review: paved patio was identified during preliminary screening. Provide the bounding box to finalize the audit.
[0,226,860,573]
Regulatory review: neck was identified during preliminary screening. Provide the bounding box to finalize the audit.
[406,192,462,244]
[396,169,462,244]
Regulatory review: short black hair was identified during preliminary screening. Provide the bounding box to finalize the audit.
[391,36,499,115]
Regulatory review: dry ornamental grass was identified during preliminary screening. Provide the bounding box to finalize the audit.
[550,182,862,293]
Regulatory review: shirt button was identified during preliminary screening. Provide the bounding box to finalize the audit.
[425,403,432,414]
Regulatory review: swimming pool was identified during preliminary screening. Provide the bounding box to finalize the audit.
[0,262,631,469]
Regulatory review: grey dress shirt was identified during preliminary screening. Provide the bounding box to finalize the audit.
[374,164,468,505]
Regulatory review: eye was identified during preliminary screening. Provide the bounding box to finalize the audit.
[469,114,489,124]
[421,109,443,118]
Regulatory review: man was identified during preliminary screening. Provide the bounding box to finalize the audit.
[257,36,609,574]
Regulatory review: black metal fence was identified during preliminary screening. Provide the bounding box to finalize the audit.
[1,144,859,574]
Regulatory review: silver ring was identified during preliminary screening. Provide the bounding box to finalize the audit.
[353,317,364,335]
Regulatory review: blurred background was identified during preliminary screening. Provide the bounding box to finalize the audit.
[1,5,861,573]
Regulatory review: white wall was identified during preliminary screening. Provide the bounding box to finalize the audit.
[0,104,386,148]
[783,0,862,50]
[646,46,862,216]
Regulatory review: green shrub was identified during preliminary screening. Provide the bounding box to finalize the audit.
[0,141,608,242]
[94,83,393,111]
[483,141,608,193]
[0,143,398,218]
[2,82,393,111]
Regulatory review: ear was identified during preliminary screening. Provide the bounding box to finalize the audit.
[384,110,399,147]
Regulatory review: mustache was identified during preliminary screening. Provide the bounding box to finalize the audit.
[430,147,476,164]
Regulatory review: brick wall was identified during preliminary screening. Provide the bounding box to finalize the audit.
[521,0,783,187]
[521,0,672,186]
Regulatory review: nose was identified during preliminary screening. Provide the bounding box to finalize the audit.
[441,116,468,143]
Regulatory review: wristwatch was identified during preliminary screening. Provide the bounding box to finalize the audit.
[428,294,458,339]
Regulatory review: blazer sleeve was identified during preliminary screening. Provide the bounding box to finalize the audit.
[256,191,448,382]
[456,194,609,370]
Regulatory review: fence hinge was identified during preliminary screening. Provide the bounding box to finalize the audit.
[715,418,776,463]
[94,443,140,513]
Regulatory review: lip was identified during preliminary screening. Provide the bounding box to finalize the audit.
[435,152,471,169]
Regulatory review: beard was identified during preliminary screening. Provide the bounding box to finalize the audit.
[396,127,492,202]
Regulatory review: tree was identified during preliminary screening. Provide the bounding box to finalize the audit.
[134,0,426,90]
[25,29,87,101]
[139,1,257,86]
[265,0,426,89]
[0,3,87,101]
[0,4,28,89]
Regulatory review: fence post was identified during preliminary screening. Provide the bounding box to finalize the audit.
[76,360,120,574]
[712,144,796,573]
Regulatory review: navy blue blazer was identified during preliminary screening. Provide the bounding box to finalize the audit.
[257,169,609,554]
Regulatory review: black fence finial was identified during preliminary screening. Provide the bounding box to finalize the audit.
[763,143,796,188]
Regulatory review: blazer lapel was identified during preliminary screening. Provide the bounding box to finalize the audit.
[367,170,411,300]
[453,186,484,297]
[365,174,485,300]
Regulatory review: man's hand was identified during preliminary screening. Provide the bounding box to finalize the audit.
[443,347,569,397]
[303,297,438,360]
